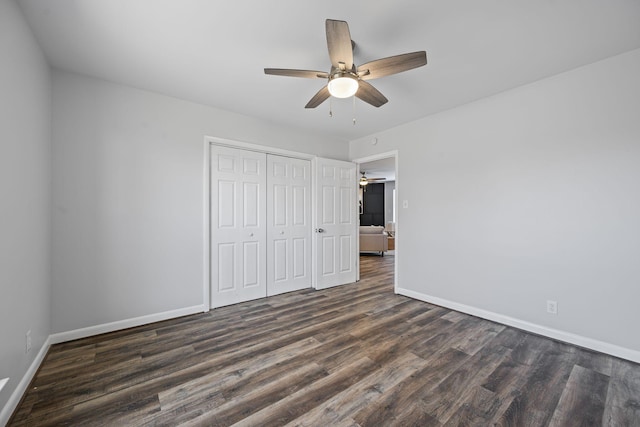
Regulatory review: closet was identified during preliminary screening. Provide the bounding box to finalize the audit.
[210,145,312,308]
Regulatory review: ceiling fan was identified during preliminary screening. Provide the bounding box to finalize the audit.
[359,171,385,186]
[264,19,427,109]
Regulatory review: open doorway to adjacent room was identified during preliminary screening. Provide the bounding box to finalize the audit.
[353,152,398,290]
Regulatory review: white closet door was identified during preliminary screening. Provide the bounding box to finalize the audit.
[210,146,266,308]
[315,158,357,290]
[267,155,312,296]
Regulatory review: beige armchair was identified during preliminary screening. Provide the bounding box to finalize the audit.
[359,226,388,256]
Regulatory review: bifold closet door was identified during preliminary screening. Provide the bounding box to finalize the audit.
[266,155,312,296]
[210,145,266,308]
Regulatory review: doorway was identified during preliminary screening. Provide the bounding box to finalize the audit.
[353,151,398,291]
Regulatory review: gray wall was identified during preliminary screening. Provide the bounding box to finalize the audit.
[350,49,640,357]
[0,0,52,415]
[51,71,348,333]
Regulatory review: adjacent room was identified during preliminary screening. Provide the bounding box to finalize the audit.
[357,156,396,258]
[2,0,640,425]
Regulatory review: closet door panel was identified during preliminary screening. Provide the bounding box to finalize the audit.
[267,155,312,296]
[293,238,306,278]
[273,239,288,282]
[210,146,266,308]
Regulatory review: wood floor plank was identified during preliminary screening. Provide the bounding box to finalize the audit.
[449,318,505,356]
[157,337,323,412]
[602,358,640,426]
[352,347,470,426]
[494,350,575,426]
[176,362,328,427]
[420,343,511,423]
[8,254,640,426]
[490,326,528,349]
[549,364,610,427]
[442,385,499,426]
[283,351,429,427]
[570,346,615,377]
[231,357,377,427]
[409,317,480,359]
[408,305,449,327]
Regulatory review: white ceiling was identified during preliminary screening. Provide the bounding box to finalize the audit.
[360,157,396,182]
[17,0,640,142]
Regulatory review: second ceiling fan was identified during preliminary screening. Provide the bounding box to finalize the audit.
[265,19,427,109]
[360,171,385,186]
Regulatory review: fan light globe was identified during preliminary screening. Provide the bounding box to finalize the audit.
[328,76,359,98]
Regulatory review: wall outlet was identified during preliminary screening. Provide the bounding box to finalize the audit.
[26,330,32,353]
[402,200,409,209]
[546,300,558,315]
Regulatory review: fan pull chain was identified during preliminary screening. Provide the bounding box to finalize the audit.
[353,96,357,125]
[329,97,333,118]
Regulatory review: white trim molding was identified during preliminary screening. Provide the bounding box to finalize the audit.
[351,150,399,291]
[397,287,640,364]
[0,336,51,426]
[203,138,212,312]
[1,305,205,424]
[204,136,315,160]
[49,305,205,345]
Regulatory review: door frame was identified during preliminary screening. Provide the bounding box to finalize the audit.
[352,150,399,293]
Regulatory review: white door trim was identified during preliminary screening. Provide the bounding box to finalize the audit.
[311,157,317,290]
[203,136,319,311]
[352,150,399,293]
[206,136,315,160]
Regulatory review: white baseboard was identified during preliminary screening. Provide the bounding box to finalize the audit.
[50,305,205,344]
[397,287,640,364]
[1,304,205,425]
[0,336,52,427]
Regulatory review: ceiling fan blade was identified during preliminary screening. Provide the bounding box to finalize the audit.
[326,19,353,70]
[355,81,388,107]
[305,85,331,108]
[264,68,329,79]
[357,51,427,80]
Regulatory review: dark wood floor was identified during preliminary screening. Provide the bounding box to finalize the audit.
[9,254,640,426]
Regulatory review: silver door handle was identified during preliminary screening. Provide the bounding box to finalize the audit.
[315,228,325,233]
[279,231,284,235]
[249,233,254,237]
